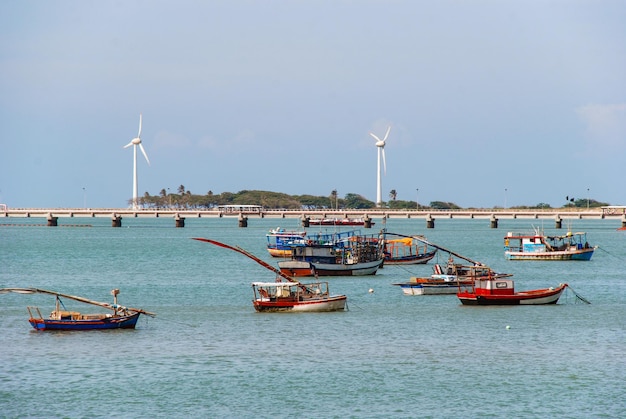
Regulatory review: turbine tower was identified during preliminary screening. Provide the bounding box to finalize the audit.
[369,126,390,208]
[123,114,150,210]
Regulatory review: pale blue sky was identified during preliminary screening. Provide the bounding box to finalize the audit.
[1,0,625,208]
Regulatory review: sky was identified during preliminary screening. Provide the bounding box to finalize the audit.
[1,0,625,209]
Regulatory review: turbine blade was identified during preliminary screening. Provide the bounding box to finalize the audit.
[137,114,143,138]
[139,143,151,166]
[383,126,391,142]
[369,132,381,142]
[123,142,133,148]
[382,148,387,175]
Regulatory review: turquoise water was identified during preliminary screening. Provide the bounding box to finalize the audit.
[1,217,625,418]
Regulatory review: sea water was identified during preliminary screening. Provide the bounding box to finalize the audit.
[1,217,625,418]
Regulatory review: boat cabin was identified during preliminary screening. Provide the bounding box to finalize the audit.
[252,281,330,302]
[505,231,592,253]
[471,279,515,296]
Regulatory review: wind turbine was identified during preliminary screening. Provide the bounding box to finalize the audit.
[123,114,150,210]
[369,126,390,207]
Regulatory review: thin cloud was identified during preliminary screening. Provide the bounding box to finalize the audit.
[197,129,257,151]
[577,103,626,149]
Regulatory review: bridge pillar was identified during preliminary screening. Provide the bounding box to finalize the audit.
[301,215,310,227]
[363,214,372,228]
[490,214,498,228]
[426,214,435,229]
[555,215,562,229]
[175,214,185,228]
[621,214,626,228]
[46,214,58,227]
[112,214,122,227]
[238,213,248,227]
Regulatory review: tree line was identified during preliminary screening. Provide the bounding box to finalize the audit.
[133,187,609,210]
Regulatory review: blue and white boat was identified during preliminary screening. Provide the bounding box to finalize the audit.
[266,227,307,257]
[504,230,596,261]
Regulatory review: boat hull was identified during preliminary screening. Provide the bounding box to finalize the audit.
[505,248,595,261]
[267,248,294,258]
[384,250,436,265]
[399,282,473,295]
[458,284,566,305]
[253,296,347,312]
[308,219,374,226]
[278,259,383,277]
[28,312,141,331]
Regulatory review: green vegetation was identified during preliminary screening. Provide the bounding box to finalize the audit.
[134,187,610,210]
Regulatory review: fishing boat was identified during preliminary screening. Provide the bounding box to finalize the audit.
[308,217,375,226]
[0,288,155,331]
[384,235,437,265]
[457,279,568,305]
[504,229,597,261]
[266,227,307,257]
[277,230,385,277]
[251,281,347,312]
[392,237,512,295]
[394,262,506,295]
[192,237,347,312]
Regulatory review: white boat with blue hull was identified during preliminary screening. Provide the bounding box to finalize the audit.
[504,230,596,261]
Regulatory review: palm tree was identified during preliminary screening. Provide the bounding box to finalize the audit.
[330,189,338,210]
[389,189,397,201]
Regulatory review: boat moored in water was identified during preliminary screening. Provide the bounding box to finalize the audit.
[504,230,597,261]
[266,227,307,257]
[457,279,568,305]
[0,288,155,331]
[193,237,347,312]
[391,235,512,296]
[308,217,375,226]
[277,230,385,277]
[252,281,346,312]
[383,235,437,265]
[394,261,509,295]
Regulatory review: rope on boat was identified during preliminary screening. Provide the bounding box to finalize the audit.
[565,284,591,304]
[596,246,624,261]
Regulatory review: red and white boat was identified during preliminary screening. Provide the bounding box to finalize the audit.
[394,260,509,295]
[193,237,347,312]
[390,235,512,295]
[457,278,568,305]
[308,217,375,226]
[252,281,346,312]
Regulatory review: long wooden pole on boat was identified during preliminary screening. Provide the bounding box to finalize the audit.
[0,288,156,317]
[192,237,300,283]
[386,232,482,266]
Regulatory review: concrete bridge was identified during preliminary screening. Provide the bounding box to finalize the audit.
[1,207,624,228]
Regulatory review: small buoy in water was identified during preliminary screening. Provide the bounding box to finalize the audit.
[505,325,511,330]
[368,288,374,293]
